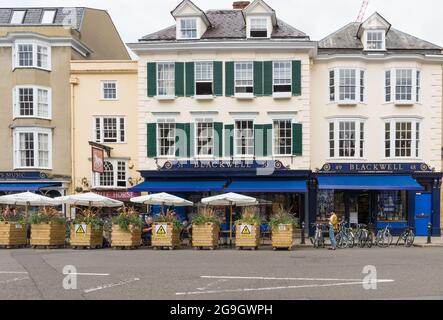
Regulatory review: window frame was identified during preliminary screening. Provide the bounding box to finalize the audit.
[364,30,386,51]
[272,119,293,156]
[194,62,214,96]
[13,127,52,170]
[249,17,269,38]
[329,68,365,104]
[234,119,255,157]
[92,159,128,189]
[234,61,254,95]
[195,118,215,157]
[273,61,292,93]
[384,118,421,159]
[13,85,52,120]
[10,10,26,24]
[101,81,118,101]
[157,118,176,158]
[178,18,198,39]
[41,10,57,24]
[156,62,175,97]
[93,116,126,144]
[384,68,421,104]
[13,40,52,71]
[328,118,366,160]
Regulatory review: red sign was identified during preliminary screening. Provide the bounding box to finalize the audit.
[92,147,105,173]
[95,191,141,201]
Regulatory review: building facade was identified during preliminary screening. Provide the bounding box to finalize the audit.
[70,60,141,203]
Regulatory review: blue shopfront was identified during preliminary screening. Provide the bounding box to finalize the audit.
[310,163,442,237]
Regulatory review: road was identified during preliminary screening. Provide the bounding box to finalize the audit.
[1,246,443,300]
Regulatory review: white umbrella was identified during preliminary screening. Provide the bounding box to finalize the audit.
[201,193,258,244]
[130,193,193,216]
[55,192,123,208]
[0,191,60,218]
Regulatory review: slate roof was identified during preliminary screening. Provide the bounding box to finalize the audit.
[140,10,309,41]
[319,22,442,54]
[0,7,85,31]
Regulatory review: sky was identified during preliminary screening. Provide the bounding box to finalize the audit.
[3,0,443,47]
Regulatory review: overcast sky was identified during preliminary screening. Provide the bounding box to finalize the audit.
[4,0,443,47]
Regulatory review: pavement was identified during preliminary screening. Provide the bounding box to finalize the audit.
[413,237,443,248]
[1,245,443,300]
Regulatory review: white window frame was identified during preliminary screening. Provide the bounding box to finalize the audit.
[41,10,56,24]
[248,17,269,38]
[234,119,255,157]
[13,127,52,170]
[13,85,52,120]
[92,159,128,189]
[157,118,176,158]
[234,62,254,95]
[101,81,118,100]
[156,62,175,97]
[13,40,52,71]
[273,119,293,156]
[328,118,366,160]
[329,68,365,104]
[364,30,386,51]
[384,68,420,104]
[10,10,26,24]
[273,61,292,94]
[178,18,198,39]
[195,118,214,157]
[194,62,213,96]
[93,117,126,144]
[384,118,421,159]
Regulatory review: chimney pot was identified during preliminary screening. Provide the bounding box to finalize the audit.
[233,1,251,10]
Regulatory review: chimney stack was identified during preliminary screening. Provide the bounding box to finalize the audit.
[233,1,250,10]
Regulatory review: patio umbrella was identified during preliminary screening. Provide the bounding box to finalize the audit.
[201,193,258,245]
[130,193,193,216]
[55,192,123,208]
[0,191,60,218]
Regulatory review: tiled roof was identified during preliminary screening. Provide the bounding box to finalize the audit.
[319,22,441,53]
[0,7,85,30]
[141,10,308,41]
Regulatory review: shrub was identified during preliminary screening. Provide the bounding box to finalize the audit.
[0,208,25,224]
[269,204,296,228]
[235,206,261,226]
[73,208,103,230]
[112,207,142,231]
[28,207,66,225]
[192,207,220,226]
[154,209,183,231]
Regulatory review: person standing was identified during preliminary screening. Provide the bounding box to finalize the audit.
[329,211,338,251]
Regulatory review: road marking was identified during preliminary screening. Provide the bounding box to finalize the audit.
[83,278,140,294]
[201,275,380,282]
[197,279,228,291]
[67,273,110,276]
[176,280,395,296]
[0,277,29,285]
[0,271,28,274]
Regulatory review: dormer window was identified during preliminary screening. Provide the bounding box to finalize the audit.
[365,30,385,50]
[10,10,26,24]
[41,10,57,24]
[179,18,198,39]
[249,18,268,38]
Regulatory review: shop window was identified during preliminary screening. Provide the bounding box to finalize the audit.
[376,191,408,222]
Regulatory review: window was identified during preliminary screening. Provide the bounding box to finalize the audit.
[102,81,117,100]
[273,61,292,93]
[273,120,292,155]
[196,119,214,156]
[235,120,254,156]
[385,119,421,158]
[94,160,127,188]
[14,42,51,70]
[329,119,365,159]
[13,128,52,169]
[249,18,268,38]
[94,117,126,143]
[195,62,213,95]
[366,31,384,50]
[157,119,176,157]
[329,68,365,103]
[157,63,175,96]
[385,68,420,103]
[10,11,25,24]
[235,62,253,94]
[179,18,197,39]
[13,86,51,119]
[41,10,56,24]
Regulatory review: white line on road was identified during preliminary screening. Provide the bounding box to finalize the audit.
[176,280,395,296]
[201,275,388,282]
[66,273,110,276]
[0,277,29,285]
[83,278,140,294]
[0,271,28,274]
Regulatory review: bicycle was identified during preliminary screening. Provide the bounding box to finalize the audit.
[354,224,372,248]
[375,224,393,248]
[310,223,326,249]
[396,226,415,247]
[335,221,354,249]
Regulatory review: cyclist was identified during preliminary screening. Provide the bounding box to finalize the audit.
[329,211,338,251]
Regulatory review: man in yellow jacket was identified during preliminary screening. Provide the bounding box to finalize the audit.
[329,212,338,250]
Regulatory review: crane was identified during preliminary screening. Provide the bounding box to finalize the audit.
[356,0,369,23]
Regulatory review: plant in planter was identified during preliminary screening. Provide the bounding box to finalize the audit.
[151,209,183,250]
[29,207,66,248]
[0,208,27,248]
[269,204,296,251]
[111,207,142,249]
[70,208,104,249]
[191,207,220,250]
[235,206,261,250]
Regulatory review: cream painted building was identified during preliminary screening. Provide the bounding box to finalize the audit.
[70,61,141,202]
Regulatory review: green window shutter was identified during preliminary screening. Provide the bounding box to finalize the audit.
[147,123,157,158]
[185,62,195,97]
[263,61,273,96]
[263,124,272,157]
[253,61,263,96]
[175,62,185,97]
[214,122,224,157]
[292,123,303,156]
[188,123,195,158]
[224,124,234,157]
[254,125,264,157]
[213,61,223,96]
[292,60,302,96]
[175,123,186,158]
[225,62,234,97]
[147,63,157,97]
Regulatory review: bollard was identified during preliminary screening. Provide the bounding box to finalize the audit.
[427,222,432,244]
[301,222,305,245]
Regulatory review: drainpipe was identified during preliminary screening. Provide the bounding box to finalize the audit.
[70,76,79,199]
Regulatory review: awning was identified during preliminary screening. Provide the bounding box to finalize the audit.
[317,175,424,191]
[0,183,60,192]
[129,180,227,193]
[225,180,308,193]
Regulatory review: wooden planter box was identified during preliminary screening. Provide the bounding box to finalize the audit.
[111,225,141,249]
[31,223,66,248]
[0,221,27,248]
[235,224,260,250]
[272,224,294,250]
[70,224,103,249]
[152,223,181,250]
[192,223,220,250]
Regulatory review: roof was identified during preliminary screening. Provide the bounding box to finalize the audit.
[319,22,442,54]
[140,10,308,41]
[0,7,85,30]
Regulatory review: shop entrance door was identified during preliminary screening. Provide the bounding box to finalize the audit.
[415,193,432,236]
[348,192,370,226]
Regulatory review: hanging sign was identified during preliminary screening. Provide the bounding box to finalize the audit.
[92,147,105,173]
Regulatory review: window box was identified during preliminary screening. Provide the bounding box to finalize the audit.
[155,95,176,101]
[194,95,214,100]
[272,92,292,99]
[235,93,255,100]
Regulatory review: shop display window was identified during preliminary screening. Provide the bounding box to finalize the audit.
[376,191,408,222]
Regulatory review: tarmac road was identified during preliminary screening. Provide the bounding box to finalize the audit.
[1,246,442,300]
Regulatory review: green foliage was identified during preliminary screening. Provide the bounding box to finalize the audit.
[112,207,142,231]
[28,213,66,225]
[73,208,103,230]
[192,214,220,226]
[154,215,183,231]
[269,204,296,228]
[235,215,261,226]
[0,210,26,224]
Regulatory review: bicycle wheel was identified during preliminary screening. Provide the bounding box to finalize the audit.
[348,233,355,248]
[405,232,415,248]
[336,234,347,249]
[387,233,393,247]
[367,233,374,248]
[358,235,365,248]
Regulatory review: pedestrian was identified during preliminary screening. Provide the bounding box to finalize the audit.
[329,211,338,251]
[141,215,153,246]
